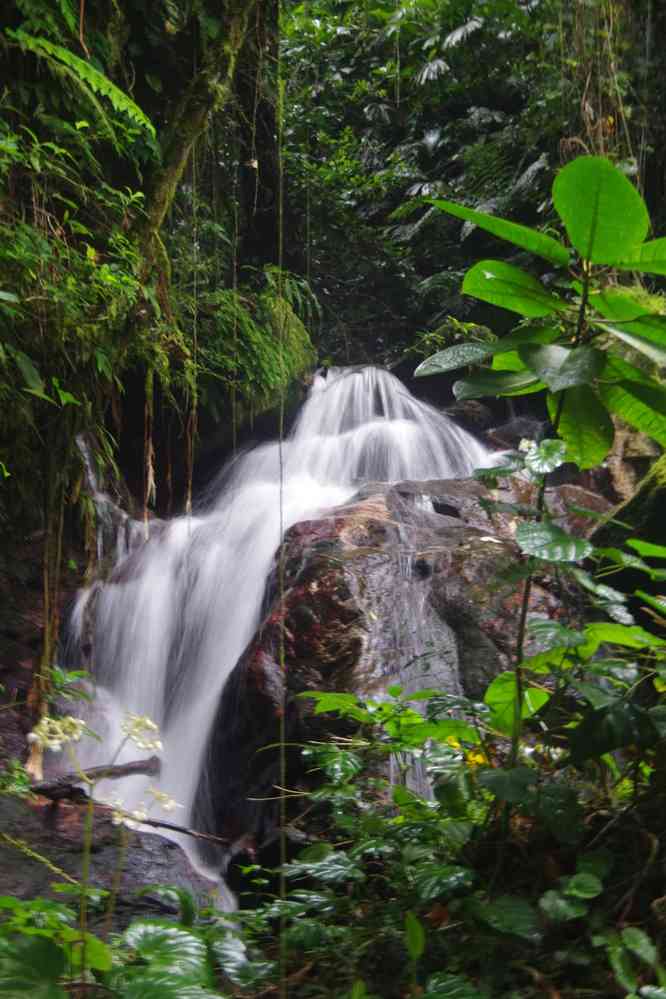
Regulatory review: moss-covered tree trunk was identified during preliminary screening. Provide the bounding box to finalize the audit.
[134,0,259,274]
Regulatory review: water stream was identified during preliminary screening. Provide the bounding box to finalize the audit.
[69,366,493,880]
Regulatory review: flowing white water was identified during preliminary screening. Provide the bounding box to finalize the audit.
[70,366,493,878]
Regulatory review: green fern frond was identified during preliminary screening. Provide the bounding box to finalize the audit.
[5,29,156,140]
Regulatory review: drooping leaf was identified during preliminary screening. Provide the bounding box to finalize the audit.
[453,368,542,400]
[579,622,666,658]
[462,260,568,317]
[414,327,559,378]
[597,323,666,366]
[635,590,666,617]
[597,380,666,447]
[519,344,604,392]
[405,911,426,960]
[515,522,593,562]
[547,386,614,469]
[552,156,649,263]
[430,199,570,266]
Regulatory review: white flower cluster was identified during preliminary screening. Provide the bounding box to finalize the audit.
[148,786,182,812]
[120,713,163,752]
[518,437,536,454]
[27,715,86,753]
[106,786,181,830]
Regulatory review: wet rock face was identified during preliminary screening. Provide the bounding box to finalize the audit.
[197,475,603,867]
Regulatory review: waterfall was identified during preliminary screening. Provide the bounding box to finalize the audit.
[69,367,493,880]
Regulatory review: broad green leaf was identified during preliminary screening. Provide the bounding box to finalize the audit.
[484,671,550,735]
[553,156,649,263]
[59,928,113,972]
[590,288,655,322]
[577,850,614,880]
[612,237,666,275]
[591,291,666,358]
[0,290,19,303]
[563,872,603,899]
[603,352,655,386]
[621,927,658,967]
[413,864,474,901]
[539,890,587,922]
[298,843,333,863]
[627,539,666,560]
[210,934,273,988]
[414,327,559,378]
[516,522,593,562]
[535,784,584,844]
[350,981,368,999]
[598,380,666,447]
[519,344,604,392]
[134,885,196,927]
[462,260,568,317]
[453,368,542,400]
[430,198,570,266]
[548,386,614,468]
[8,347,44,392]
[567,702,660,763]
[472,895,541,941]
[405,910,426,960]
[608,943,638,993]
[121,922,209,982]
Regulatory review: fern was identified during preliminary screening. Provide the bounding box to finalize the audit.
[5,29,155,140]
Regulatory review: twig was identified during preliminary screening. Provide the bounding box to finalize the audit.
[31,756,161,799]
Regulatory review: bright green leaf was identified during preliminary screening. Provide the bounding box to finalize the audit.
[539,890,587,922]
[548,387,614,469]
[453,368,542,400]
[563,872,603,899]
[516,521,593,562]
[462,260,569,317]
[612,237,666,276]
[626,539,666,560]
[553,156,649,263]
[621,927,658,967]
[598,380,666,447]
[405,910,426,960]
[484,671,550,736]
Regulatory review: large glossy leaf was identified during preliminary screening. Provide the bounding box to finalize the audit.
[414,327,558,377]
[430,198,570,266]
[453,368,542,400]
[462,260,568,317]
[520,344,604,392]
[547,386,614,468]
[597,380,666,447]
[553,156,649,263]
[612,237,666,275]
[595,324,666,366]
[413,864,474,901]
[516,522,593,562]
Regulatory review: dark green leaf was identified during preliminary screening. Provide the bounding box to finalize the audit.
[0,938,66,999]
[520,344,604,392]
[430,199,570,266]
[462,260,568,317]
[425,972,488,998]
[453,368,542,401]
[120,978,223,999]
[527,618,586,649]
[598,380,666,447]
[516,522,593,562]
[414,342,495,377]
[477,766,537,803]
[405,910,426,960]
[567,703,660,763]
[553,156,649,263]
[472,895,541,941]
[598,323,666,366]
[580,622,666,657]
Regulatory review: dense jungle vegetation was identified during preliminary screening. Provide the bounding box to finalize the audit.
[2,0,666,996]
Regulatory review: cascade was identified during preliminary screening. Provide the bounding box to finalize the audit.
[68,366,494,880]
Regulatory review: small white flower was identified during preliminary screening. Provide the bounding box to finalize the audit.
[121,714,163,752]
[148,786,182,812]
[518,438,536,453]
[27,715,87,753]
